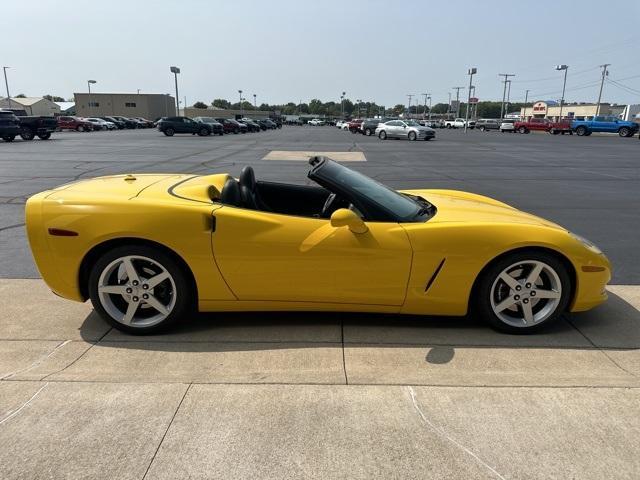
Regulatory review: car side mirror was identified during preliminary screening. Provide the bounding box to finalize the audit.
[330,208,368,234]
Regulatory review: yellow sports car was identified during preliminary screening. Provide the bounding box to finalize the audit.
[26,156,610,334]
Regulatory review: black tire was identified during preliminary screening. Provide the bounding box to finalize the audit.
[88,245,194,335]
[164,128,175,137]
[479,126,485,132]
[198,127,210,136]
[408,131,417,141]
[365,128,372,136]
[618,127,631,138]
[474,250,571,334]
[37,132,51,140]
[378,130,387,140]
[447,124,452,129]
[76,125,84,132]
[20,128,35,141]
[518,126,528,134]
[2,135,15,142]
[575,126,588,136]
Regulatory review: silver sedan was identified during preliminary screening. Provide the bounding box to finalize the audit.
[375,120,435,141]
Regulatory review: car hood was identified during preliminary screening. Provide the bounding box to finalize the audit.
[402,189,563,229]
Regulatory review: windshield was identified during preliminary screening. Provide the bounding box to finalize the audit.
[313,160,420,221]
[404,120,420,126]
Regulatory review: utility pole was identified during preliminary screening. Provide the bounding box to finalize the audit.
[523,89,530,120]
[505,80,512,116]
[428,94,432,120]
[421,93,430,120]
[406,94,413,119]
[464,68,477,133]
[499,73,515,119]
[2,67,11,110]
[447,92,451,115]
[452,87,463,118]
[595,64,610,116]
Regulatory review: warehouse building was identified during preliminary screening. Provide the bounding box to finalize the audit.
[182,107,275,120]
[74,93,175,120]
[0,97,60,116]
[520,101,625,121]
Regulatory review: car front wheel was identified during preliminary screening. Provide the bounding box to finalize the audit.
[408,131,417,141]
[475,251,571,334]
[378,130,387,140]
[618,127,631,137]
[164,128,175,136]
[575,126,588,136]
[88,245,193,334]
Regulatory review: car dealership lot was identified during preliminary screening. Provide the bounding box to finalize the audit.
[1,127,639,479]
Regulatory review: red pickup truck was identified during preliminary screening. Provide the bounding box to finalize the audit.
[348,119,363,133]
[514,118,572,135]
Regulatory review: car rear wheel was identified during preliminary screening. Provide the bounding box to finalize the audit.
[37,132,51,140]
[378,130,387,140]
[164,128,175,136]
[575,126,588,136]
[619,127,631,137]
[408,131,417,141]
[76,125,84,132]
[518,126,528,134]
[20,128,35,141]
[475,251,571,334]
[88,245,193,334]
[365,128,372,136]
[479,126,485,132]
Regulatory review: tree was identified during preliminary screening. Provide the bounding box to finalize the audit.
[430,103,449,114]
[193,101,208,109]
[392,104,405,116]
[44,94,65,102]
[211,99,231,109]
[15,93,26,98]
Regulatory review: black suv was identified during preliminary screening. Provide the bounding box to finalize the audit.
[157,116,214,136]
[0,110,21,142]
[192,117,225,135]
[475,119,501,131]
[361,118,389,136]
[237,119,261,132]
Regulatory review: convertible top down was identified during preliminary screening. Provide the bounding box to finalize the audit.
[26,156,610,334]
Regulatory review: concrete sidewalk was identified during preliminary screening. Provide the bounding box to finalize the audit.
[1,279,639,479]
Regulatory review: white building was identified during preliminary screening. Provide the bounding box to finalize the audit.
[0,97,60,116]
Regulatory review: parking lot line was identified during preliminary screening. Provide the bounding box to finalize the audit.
[262,151,366,161]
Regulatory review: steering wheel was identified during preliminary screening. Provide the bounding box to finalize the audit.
[321,193,338,218]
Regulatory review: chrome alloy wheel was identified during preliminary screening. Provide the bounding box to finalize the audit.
[489,260,562,327]
[97,255,176,327]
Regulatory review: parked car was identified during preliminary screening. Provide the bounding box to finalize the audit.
[571,115,639,137]
[215,118,242,134]
[157,116,214,136]
[57,116,94,132]
[86,118,116,131]
[500,119,516,133]
[514,118,572,135]
[13,113,58,140]
[308,119,325,126]
[0,110,21,142]
[420,119,444,128]
[237,119,261,132]
[134,117,155,128]
[375,120,436,141]
[444,118,475,129]
[336,120,346,129]
[270,118,283,128]
[475,119,501,132]
[348,119,363,133]
[361,118,384,136]
[101,116,126,129]
[111,116,139,129]
[192,117,224,135]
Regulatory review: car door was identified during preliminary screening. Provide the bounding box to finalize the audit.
[388,120,402,138]
[183,118,198,133]
[211,206,412,306]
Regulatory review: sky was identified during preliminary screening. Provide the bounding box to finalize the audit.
[3,0,640,107]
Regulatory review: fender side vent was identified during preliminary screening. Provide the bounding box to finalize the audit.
[425,258,446,293]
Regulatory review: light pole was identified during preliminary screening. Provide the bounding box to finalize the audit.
[356,99,362,118]
[499,73,515,119]
[253,94,257,110]
[3,67,12,110]
[596,64,610,116]
[238,89,243,117]
[447,92,451,115]
[87,80,96,113]
[464,68,476,133]
[170,66,180,115]
[452,87,463,117]
[554,65,569,120]
[341,91,345,118]
[406,94,413,119]
[523,89,530,120]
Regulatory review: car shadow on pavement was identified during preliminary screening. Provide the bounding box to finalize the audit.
[78,291,640,361]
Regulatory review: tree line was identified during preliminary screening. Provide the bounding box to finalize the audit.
[191,98,525,118]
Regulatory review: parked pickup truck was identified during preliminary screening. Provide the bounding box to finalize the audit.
[348,119,363,133]
[6,110,57,140]
[514,118,572,135]
[571,115,639,137]
[444,118,475,129]
[0,110,22,142]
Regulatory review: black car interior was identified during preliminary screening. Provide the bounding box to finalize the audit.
[219,165,349,218]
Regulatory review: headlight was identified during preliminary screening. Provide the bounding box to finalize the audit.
[570,232,602,254]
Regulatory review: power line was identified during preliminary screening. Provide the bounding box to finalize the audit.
[607,79,640,96]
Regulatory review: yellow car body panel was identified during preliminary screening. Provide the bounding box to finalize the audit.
[25,174,611,316]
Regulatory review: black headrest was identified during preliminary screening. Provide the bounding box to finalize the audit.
[240,185,258,210]
[220,177,241,207]
[239,166,256,190]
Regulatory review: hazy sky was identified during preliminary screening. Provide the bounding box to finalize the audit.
[4,0,639,107]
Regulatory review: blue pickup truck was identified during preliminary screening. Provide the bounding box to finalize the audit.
[571,115,639,137]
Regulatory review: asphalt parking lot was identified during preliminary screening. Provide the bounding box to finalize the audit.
[1,127,639,479]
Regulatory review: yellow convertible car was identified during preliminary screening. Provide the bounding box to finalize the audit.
[26,157,610,334]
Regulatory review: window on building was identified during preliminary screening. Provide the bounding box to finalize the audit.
[125,102,136,108]
[88,102,99,107]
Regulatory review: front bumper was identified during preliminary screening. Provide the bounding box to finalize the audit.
[570,254,612,312]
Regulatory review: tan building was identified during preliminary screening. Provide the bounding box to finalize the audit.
[0,97,60,116]
[520,101,625,121]
[182,107,274,120]
[74,93,175,120]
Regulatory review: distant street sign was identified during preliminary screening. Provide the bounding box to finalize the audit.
[469,97,479,104]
